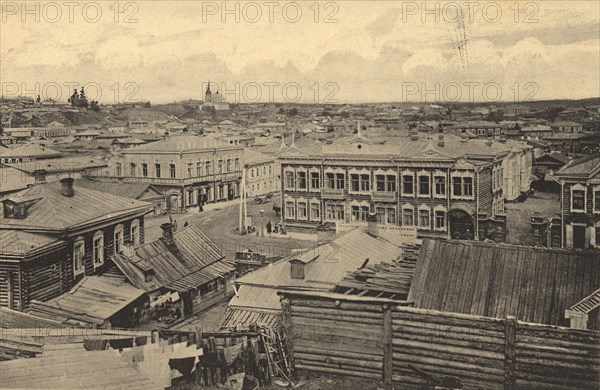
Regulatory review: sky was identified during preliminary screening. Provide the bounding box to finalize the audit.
[1,1,599,104]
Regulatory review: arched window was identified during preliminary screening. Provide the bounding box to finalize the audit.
[92,231,104,268]
[114,224,124,254]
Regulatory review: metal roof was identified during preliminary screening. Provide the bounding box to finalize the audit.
[0,230,64,256]
[74,178,164,200]
[0,182,153,232]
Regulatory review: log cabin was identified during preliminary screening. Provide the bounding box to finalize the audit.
[0,177,154,310]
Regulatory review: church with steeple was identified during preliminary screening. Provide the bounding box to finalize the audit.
[202,81,229,111]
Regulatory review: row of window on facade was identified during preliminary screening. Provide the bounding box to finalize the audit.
[249,165,273,178]
[183,183,236,205]
[284,170,474,199]
[284,200,448,230]
[115,158,240,179]
[72,220,141,277]
[570,184,600,213]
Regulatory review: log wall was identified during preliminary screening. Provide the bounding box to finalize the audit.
[282,293,600,389]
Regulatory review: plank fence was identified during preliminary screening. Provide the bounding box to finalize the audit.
[281,292,600,389]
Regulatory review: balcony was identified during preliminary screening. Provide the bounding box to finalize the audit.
[321,188,345,199]
[371,191,398,202]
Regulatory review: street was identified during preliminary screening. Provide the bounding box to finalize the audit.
[144,196,314,261]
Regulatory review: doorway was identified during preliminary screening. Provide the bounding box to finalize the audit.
[449,209,475,240]
[573,225,586,249]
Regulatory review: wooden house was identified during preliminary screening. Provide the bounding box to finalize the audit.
[112,224,235,318]
[0,178,153,310]
[553,154,600,248]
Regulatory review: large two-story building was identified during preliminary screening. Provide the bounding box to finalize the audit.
[279,131,532,241]
[553,154,600,249]
[92,135,244,212]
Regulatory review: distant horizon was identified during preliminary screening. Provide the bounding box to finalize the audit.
[2,1,598,104]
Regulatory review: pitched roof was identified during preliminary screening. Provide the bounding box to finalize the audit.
[74,178,164,200]
[243,148,274,166]
[112,225,233,292]
[0,182,153,232]
[408,239,600,327]
[124,134,232,153]
[0,230,64,256]
[27,275,146,326]
[279,133,528,161]
[0,307,69,328]
[0,166,35,193]
[0,144,62,159]
[554,154,600,178]
[4,156,108,174]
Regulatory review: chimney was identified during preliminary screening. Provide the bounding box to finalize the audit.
[410,129,418,141]
[437,133,445,148]
[289,259,305,280]
[367,213,379,238]
[160,223,175,244]
[33,169,47,183]
[60,177,74,197]
[121,240,136,257]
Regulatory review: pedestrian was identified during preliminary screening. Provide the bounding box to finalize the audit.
[184,221,189,227]
[266,220,272,236]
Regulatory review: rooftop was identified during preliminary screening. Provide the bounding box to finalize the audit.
[0,181,153,233]
[0,144,62,159]
[0,347,161,389]
[112,225,233,292]
[124,134,237,153]
[27,274,146,326]
[0,230,65,256]
[74,178,164,200]
[230,227,415,313]
[408,239,600,327]
[4,156,108,174]
[554,154,600,178]
[279,132,530,161]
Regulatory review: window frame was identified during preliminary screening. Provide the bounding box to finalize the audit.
[114,224,124,254]
[418,174,431,197]
[130,219,140,247]
[92,231,105,268]
[73,237,85,276]
[402,173,414,196]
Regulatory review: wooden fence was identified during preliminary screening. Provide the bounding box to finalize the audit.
[281,292,600,390]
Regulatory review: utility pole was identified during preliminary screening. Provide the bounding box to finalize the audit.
[239,166,247,235]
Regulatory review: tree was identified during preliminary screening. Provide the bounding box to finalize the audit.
[78,87,89,108]
[90,100,100,111]
[68,88,79,106]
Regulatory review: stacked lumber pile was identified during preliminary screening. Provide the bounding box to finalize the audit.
[335,242,422,297]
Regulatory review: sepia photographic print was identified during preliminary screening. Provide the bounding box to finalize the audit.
[0,1,599,389]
